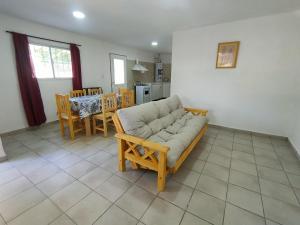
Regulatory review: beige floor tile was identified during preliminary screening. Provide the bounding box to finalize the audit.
[136,172,160,195]
[159,180,193,209]
[263,195,300,225]
[79,167,112,189]
[0,176,33,202]
[0,187,45,222]
[232,151,255,164]
[287,173,300,189]
[233,138,253,148]
[224,203,265,225]
[86,151,112,166]
[115,168,144,183]
[260,178,299,206]
[196,174,227,200]
[202,162,229,182]
[0,216,5,225]
[141,198,184,225]
[207,153,231,168]
[102,143,118,156]
[15,158,48,175]
[266,219,281,225]
[257,166,289,185]
[182,158,205,173]
[214,139,233,150]
[95,175,132,202]
[281,160,300,175]
[116,185,155,219]
[211,146,232,157]
[64,160,96,179]
[100,156,119,173]
[25,164,60,184]
[229,169,260,192]
[49,214,75,225]
[0,168,21,185]
[50,181,91,211]
[231,159,257,176]
[187,190,225,225]
[0,161,13,173]
[227,184,264,216]
[37,172,75,196]
[94,205,137,225]
[255,155,282,170]
[7,199,61,225]
[53,154,82,169]
[180,212,211,225]
[172,167,200,188]
[66,192,111,225]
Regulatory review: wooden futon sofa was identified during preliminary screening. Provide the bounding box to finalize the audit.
[112,95,208,191]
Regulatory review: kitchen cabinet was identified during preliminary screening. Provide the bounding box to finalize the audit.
[151,83,163,100]
[163,82,170,98]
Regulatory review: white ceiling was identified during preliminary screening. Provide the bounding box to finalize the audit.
[1,0,300,53]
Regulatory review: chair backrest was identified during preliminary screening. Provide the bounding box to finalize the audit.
[121,89,135,108]
[88,88,103,95]
[119,87,130,95]
[70,89,86,98]
[55,94,72,118]
[101,93,118,113]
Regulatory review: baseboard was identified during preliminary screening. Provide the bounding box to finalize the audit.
[208,123,288,140]
[0,120,59,137]
[288,138,300,161]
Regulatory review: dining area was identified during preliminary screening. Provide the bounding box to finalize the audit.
[55,87,134,140]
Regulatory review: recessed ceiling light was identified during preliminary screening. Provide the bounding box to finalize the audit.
[151,41,158,46]
[73,11,85,19]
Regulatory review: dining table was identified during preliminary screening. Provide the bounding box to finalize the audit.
[69,94,121,136]
[70,94,102,136]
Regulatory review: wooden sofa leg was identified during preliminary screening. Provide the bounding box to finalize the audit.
[157,152,167,192]
[118,139,126,171]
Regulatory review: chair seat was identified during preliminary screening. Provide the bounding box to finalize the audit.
[93,112,114,119]
[61,114,81,120]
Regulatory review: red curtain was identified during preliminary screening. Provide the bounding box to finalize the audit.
[70,44,83,90]
[12,32,46,127]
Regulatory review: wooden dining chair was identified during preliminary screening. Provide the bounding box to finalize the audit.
[70,89,86,98]
[118,87,130,95]
[88,88,103,95]
[121,89,135,108]
[55,94,84,140]
[92,93,117,137]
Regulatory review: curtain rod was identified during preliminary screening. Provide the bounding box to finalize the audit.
[6,31,81,46]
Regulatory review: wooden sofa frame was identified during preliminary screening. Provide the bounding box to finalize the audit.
[112,107,208,192]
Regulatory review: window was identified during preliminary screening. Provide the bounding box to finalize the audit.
[110,54,127,88]
[29,44,72,79]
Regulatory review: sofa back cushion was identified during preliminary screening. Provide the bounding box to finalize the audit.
[117,95,183,138]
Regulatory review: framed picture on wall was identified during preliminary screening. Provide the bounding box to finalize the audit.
[216,41,240,68]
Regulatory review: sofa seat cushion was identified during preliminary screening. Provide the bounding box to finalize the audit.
[147,114,207,167]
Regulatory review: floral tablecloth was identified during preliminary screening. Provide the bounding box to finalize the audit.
[70,94,102,118]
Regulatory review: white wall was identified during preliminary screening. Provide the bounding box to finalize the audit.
[0,13,155,134]
[171,11,300,137]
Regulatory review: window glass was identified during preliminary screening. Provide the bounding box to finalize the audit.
[51,48,72,78]
[113,58,125,84]
[29,44,72,79]
[29,44,53,78]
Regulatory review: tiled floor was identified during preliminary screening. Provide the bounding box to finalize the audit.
[0,123,300,225]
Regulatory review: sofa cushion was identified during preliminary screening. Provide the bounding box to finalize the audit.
[117,95,183,138]
[147,114,207,167]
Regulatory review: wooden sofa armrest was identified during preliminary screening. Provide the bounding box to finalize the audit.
[115,132,169,191]
[115,133,169,153]
[184,107,208,116]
